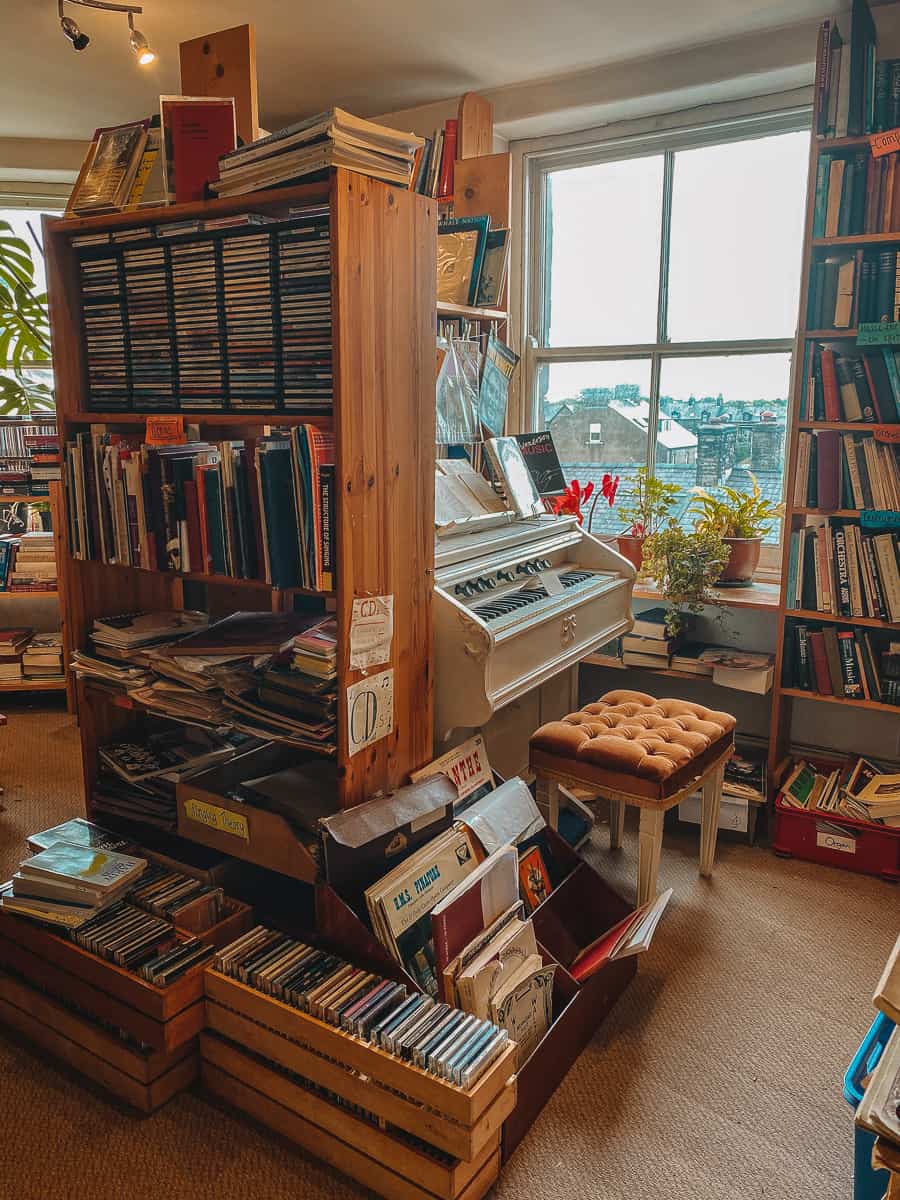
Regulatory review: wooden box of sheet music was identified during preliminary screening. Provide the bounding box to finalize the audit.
[202,965,517,1200]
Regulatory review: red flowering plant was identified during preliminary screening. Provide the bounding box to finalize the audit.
[551,479,593,524]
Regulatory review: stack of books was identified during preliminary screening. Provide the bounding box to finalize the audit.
[0,627,33,683]
[23,432,60,495]
[212,109,423,198]
[620,608,690,668]
[21,634,64,682]
[65,424,335,590]
[785,517,900,623]
[1,840,147,929]
[7,531,56,592]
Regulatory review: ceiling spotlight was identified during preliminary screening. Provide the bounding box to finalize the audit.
[128,11,156,65]
[59,1,90,51]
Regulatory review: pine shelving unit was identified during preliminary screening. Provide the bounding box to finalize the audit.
[45,170,437,818]
[768,5,900,786]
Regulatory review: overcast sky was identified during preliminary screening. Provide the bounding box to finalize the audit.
[543,129,810,406]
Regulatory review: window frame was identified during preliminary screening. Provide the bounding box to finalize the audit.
[0,200,61,409]
[522,106,812,573]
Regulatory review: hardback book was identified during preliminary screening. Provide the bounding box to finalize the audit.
[512,431,566,497]
[160,96,237,203]
[631,607,693,639]
[670,643,715,675]
[17,840,146,899]
[622,651,671,669]
[364,825,481,996]
[410,734,495,811]
[699,648,775,695]
[68,120,150,214]
[430,846,519,994]
[489,953,555,1067]
[484,437,542,518]
[569,888,673,982]
[26,817,137,855]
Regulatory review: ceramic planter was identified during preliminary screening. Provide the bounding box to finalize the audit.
[717,536,762,584]
[616,534,645,572]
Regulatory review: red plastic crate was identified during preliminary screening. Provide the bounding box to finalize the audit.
[772,801,900,882]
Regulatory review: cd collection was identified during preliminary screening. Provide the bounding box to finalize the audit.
[128,865,225,925]
[73,901,215,985]
[214,925,511,1090]
[71,206,332,413]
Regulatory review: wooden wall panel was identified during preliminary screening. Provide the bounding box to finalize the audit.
[332,171,437,807]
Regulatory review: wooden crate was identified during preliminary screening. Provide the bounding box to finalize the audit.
[201,964,518,1171]
[0,970,197,1113]
[0,906,206,1053]
[202,1035,499,1200]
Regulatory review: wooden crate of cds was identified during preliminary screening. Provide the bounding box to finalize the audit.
[0,967,198,1113]
[202,968,517,1200]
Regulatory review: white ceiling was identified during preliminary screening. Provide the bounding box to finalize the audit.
[2,0,834,142]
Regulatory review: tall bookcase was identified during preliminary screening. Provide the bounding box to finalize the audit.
[45,170,437,818]
[768,3,900,786]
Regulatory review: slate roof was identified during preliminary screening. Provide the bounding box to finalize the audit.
[564,463,783,544]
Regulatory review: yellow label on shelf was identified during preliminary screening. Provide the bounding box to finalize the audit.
[183,797,249,841]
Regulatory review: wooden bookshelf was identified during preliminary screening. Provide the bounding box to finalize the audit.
[46,169,438,817]
[0,678,66,693]
[769,6,900,783]
[437,301,508,323]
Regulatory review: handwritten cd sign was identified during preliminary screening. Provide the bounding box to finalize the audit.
[346,668,394,756]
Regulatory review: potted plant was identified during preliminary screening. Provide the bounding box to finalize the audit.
[642,521,732,637]
[614,467,682,571]
[0,219,54,415]
[688,476,783,584]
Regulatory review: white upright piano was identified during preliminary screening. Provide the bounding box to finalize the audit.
[434,513,636,763]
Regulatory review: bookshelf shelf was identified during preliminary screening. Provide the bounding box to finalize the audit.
[816,135,872,149]
[798,420,900,430]
[813,233,900,246]
[633,579,780,611]
[803,328,858,339]
[784,608,899,629]
[790,507,865,518]
[76,558,331,597]
[0,679,66,693]
[581,655,772,692]
[0,494,47,504]
[65,412,334,428]
[780,687,899,714]
[0,591,59,600]
[436,301,508,323]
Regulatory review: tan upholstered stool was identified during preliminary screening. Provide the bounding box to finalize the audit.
[530,689,736,905]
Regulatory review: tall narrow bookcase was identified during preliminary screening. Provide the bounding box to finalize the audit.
[45,170,437,820]
[769,6,900,786]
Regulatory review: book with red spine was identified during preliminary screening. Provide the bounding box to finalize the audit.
[820,348,841,420]
[807,630,833,694]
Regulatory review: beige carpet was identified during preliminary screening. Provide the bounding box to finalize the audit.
[0,706,897,1200]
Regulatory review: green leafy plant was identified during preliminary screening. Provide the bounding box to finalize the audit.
[616,467,682,537]
[688,475,783,539]
[642,521,732,637]
[0,220,53,415]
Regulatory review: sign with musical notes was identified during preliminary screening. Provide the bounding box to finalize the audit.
[346,668,394,756]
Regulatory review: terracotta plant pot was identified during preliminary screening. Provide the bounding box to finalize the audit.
[616,534,645,572]
[717,536,762,585]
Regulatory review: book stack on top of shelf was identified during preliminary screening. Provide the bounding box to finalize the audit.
[71,206,332,413]
[813,3,897,141]
[412,116,458,201]
[65,424,334,590]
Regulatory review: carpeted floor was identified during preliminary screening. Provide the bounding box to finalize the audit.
[0,706,896,1200]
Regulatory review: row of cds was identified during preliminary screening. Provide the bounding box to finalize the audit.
[214,925,511,1090]
[72,207,332,414]
[72,900,215,985]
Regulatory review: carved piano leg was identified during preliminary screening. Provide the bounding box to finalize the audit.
[637,807,664,907]
[699,764,725,878]
[608,797,625,851]
[534,776,561,830]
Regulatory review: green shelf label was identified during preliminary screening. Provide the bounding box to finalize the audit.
[860,508,900,529]
[857,322,900,346]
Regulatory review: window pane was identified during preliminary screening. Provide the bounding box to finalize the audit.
[0,209,61,295]
[667,132,809,342]
[545,156,663,347]
[539,359,652,535]
[657,354,790,544]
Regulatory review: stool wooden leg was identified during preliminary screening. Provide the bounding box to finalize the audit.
[535,776,561,831]
[637,808,664,907]
[700,765,725,878]
[609,797,625,851]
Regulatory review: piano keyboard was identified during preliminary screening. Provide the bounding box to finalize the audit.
[470,569,597,622]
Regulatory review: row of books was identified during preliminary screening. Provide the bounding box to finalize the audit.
[813,149,900,238]
[786,516,900,623]
[802,343,900,423]
[65,425,334,591]
[779,752,900,829]
[73,206,332,413]
[783,620,899,705]
[808,249,900,331]
[813,5,881,139]
[411,118,457,200]
[0,629,63,683]
[211,108,423,199]
[794,429,900,511]
[0,531,57,593]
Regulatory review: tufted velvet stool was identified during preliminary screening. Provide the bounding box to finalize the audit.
[530,689,736,905]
